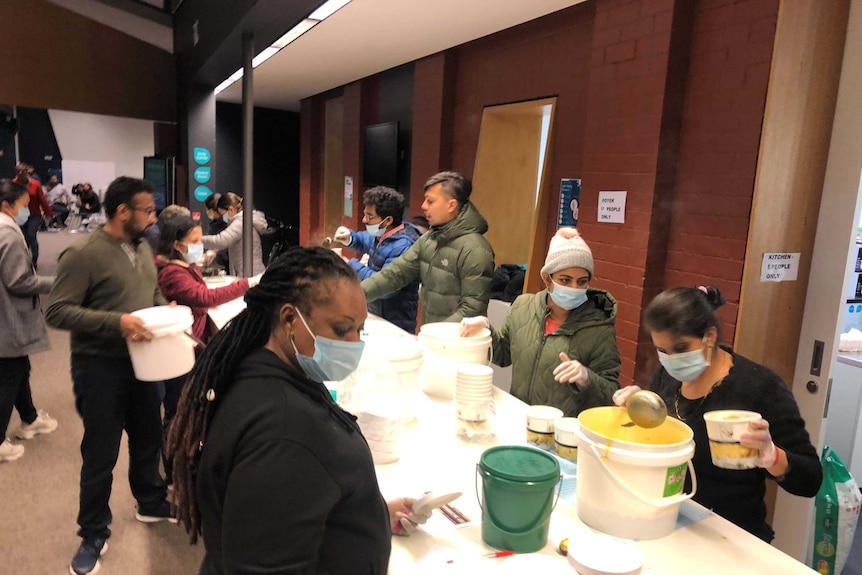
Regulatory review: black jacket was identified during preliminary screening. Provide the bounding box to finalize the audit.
[196,348,391,575]
[649,349,821,542]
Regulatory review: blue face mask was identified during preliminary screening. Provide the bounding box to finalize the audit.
[14,206,29,227]
[183,243,204,264]
[657,336,711,382]
[291,308,365,382]
[549,281,588,310]
[365,221,387,237]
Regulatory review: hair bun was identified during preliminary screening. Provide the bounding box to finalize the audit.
[698,285,726,310]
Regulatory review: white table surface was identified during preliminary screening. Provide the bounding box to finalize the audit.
[204,276,247,330]
[376,379,817,575]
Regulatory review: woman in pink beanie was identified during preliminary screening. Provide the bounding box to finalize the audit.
[461,227,620,416]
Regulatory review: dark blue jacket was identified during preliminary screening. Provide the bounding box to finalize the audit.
[348,222,422,333]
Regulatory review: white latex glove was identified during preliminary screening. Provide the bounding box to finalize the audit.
[388,497,430,536]
[613,385,642,406]
[248,273,263,288]
[334,226,352,246]
[553,352,589,388]
[741,418,779,468]
[459,316,490,337]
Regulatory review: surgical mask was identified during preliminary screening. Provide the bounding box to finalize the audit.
[183,243,204,264]
[291,308,365,382]
[657,337,711,382]
[365,221,387,237]
[549,281,588,310]
[14,206,29,227]
[222,213,230,223]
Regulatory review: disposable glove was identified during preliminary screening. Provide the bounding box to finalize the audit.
[553,353,589,388]
[334,226,352,246]
[459,316,490,337]
[387,498,430,536]
[740,418,780,468]
[612,385,642,406]
[248,273,264,288]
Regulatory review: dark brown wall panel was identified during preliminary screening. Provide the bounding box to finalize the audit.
[0,0,176,121]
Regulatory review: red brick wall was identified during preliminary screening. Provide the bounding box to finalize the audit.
[446,3,595,192]
[300,0,779,387]
[660,0,779,365]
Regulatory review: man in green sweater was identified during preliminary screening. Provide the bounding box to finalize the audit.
[361,171,495,326]
[46,176,175,575]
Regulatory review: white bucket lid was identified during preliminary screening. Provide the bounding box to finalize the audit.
[419,321,491,340]
[567,532,643,575]
[131,305,194,336]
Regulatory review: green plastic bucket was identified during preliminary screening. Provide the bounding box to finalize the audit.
[476,445,561,552]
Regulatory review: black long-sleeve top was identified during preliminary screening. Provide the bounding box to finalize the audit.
[196,348,391,575]
[648,348,821,542]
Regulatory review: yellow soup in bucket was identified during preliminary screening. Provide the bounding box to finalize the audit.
[579,406,692,446]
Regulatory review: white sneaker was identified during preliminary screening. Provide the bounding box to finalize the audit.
[14,410,59,439]
[0,438,25,462]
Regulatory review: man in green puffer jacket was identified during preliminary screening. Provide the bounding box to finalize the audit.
[461,227,620,416]
[361,172,494,326]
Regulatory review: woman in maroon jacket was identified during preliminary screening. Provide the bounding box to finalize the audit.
[155,215,260,482]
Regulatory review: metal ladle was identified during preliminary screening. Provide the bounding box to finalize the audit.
[625,390,668,428]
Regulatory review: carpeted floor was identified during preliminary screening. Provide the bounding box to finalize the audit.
[0,228,204,574]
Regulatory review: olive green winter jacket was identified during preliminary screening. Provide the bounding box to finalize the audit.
[493,288,621,417]
[361,202,495,325]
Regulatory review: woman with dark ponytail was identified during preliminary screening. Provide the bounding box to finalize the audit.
[614,286,821,543]
[167,246,425,575]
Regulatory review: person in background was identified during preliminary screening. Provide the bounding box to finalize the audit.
[75,183,101,217]
[145,203,191,254]
[334,186,422,333]
[361,171,495,325]
[410,215,429,234]
[204,193,230,272]
[167,248,429,574]
[202,191,266,276]
[0,180,58,463]
[461,227,620,416]
[45,175,71,228]
[13,164,51,269]
[46,176,175,575]
[155,215,259,484]
[613,285,821,542]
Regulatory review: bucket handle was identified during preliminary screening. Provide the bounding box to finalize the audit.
[183,330,207,350]
[475,464,563,514]
[587,443,697,508]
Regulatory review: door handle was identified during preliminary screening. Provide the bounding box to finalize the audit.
[810,340,824,376]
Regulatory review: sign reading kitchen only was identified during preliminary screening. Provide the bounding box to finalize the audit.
[761,252,801,282]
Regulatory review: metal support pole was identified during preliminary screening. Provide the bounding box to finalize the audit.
[241,32,254,277]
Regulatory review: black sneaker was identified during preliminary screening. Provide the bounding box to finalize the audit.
[70,537,108,575]
[135,501,178,524]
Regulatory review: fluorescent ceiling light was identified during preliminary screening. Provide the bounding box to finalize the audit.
[309,0,351,21]
[252,47,279,68]
[215,68,243,94]
[214,77,235,95]
[272,18,319,48]
[213,7,337,96]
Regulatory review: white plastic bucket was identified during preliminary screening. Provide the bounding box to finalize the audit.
[575,406,697,540]
[389,343,423,422]
[418,322,492,400]
[127,305,196,382]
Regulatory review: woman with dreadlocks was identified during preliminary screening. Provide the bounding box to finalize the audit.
[167,247,428,574]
